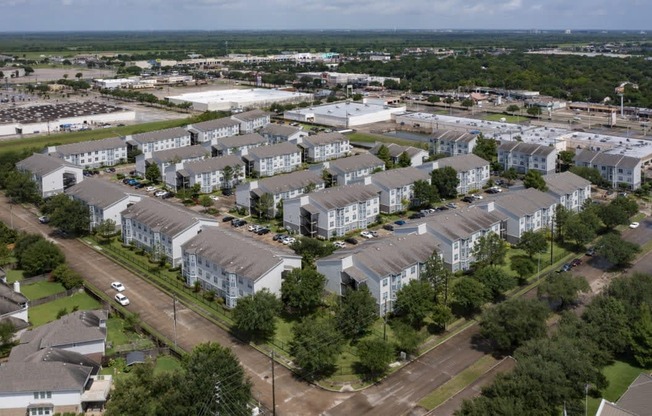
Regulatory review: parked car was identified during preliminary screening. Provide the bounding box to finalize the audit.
[111,281,126,292]
[162,192,174,199]
[586,247,596,256]
[282,237,296,245]
[486,187,502,194]
[558,263,572,273]
[155,190,168,197]
[383,224,394,231]
[231,219,247,228]
[114,293,130,306]
[333,241,346,248]
[394,220,406,226]
[408,212,425,220]
[344,237,359,245]
[273,233,286,241]
[571,258,582,267]
[222,216,235,223]
[122,178,132,184]
[446,202,458,209]
[104,167,116,173]
[257,228,271,235]
[38,216,49,224]
[462,196,475,203]
[630,222,640,229]
[360,230,374,239]
[209,195,220,201]
[134,183,145,189]
[145,186,157,192]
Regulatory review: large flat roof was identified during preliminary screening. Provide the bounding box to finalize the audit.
[288,102,401,119]
[167,88,311,104]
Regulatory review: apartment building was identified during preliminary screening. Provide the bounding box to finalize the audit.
[231,109,270,133]
[212,133,267,156]
[294,132,351,162]
[124,127,191,158]
[430,130,478,156]
[135,145,210,180]
[186,117,240,146]
[16,153,84,198]
[544,171,592,212]
[47,137,127,168]
[169,155,244,193]
[314,153,385,186]
[242,142,302,177]
[259,124,307,144]
[369,142,428,167]
[418,154,490,195]
[497,142,557,175]
[359,167,431,213]
[574,149,642,189]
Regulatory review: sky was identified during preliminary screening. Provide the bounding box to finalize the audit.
[0,0,651,32]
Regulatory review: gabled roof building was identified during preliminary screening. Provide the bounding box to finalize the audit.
[47,137,127,168]
[16,153,84,198]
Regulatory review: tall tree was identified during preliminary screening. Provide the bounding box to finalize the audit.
[598,203,629,229]
[290,315,343,379]
[336,286,377,340]
[472,136,498,162]
[394,279,436,329]
[397,151,412,167]
[421,250,451,303]
[95,219,117,242]
[280,267,326,316]
[537,272,589,310]
[523,170,547,191]
[569,166,605,186]
[4,171,39,203]
[480,298,550,353]
[254,193,275,219]
[18,239,65,276]
[554,204,570,242]
[43,194,90,236]
[472,232,507,267]
[630,304,652,368]
[565,212,596,248]
[510,256,536,283]
[0,320,16,349]
[376,144,393,169]
[582,295,631,357]
[474,266,516,302]
[596,233,640,267]
[518,230,548,258]
[145,163,161,184]
[502,167,518,184]
[451,277,488,315]
[356,339,395,379]
[412,179,438,208]
[430,166,459,199]
[233,289,281,342]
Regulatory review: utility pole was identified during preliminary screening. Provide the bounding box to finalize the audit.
[550,217,554,265]
[214,381,221,416]
[383,298,388,341]
[271,351,276,416]
[173,295,177,348]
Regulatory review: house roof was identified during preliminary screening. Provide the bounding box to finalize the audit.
[319,233,440,279]
[231,109,270,122]
[188,117,240,132]
[16,153,80,176]
[435,154,490,172]
[326,154,385,174]
[0,362,92,393]
[300,132,348,146]
[215,133,266,150]
[66,177,137,209]
[0,316,29,331]
[128,127,189,144]
[244,142,301,159]
[596,399,639,416]
[182,228,300,280]
[433,130,478,144]
[150,145,209,164]
[0,281,28,306]
[616,373,652,416]
[301,183,380,211]
[498,141,557,157]
[489,188,558,217]
[410,205,506,243]
[574,149,641,170]
[370,143,426,159]
[50,137,126,157]
[367,166,430,190]
[544,171,591,196]
[121,198,216,237]
[182,154,243,176]
[259,124,302,137]
[250,170,324,196]
[24,347,101,372]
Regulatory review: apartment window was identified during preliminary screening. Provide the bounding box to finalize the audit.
[383,278,388,287]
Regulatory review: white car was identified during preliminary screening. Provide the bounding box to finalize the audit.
[145,186,157,192]
[111,281,125,292]
[282,237,296,245]
[209,195,220,201]
[115,293,130,306]
[360,231,374,239]
[155,190,168,197]
[630,222,640,229]
[333,241,346,248]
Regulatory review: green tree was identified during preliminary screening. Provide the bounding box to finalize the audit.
[526,106,542,117]
[51,264,83,289]
[431,303,453,331]
[75,72,83,80]
[523,170,547,191]
[554,204,570,242]
[518,230,548,258]
[18,239,65,276]
[582,295,631,357]
[43,194,90,236]
[336,286,377,340]
[558,150,575,170]
[611,195,639,217]
[461,98,474,109]
[472,232,507,267]
[510,256,536,283]
[232,289,281,342]
[198,195,212,208]
[145,163,161,184]
[290,315,343,379]
[280,267,326,316]
[394,279,436,329]
[430,166,459,199]
[596,233,640,268]
[397,151,412,167]
[537,272,589,310]
[376,144,393,169]
[506,104,520,114]
[474,266,516,302]
[0,320,16,349]
[356,339,395,379]
[630,304,652,368]
[569,166,605,186]
[4,171,39,203]
[565,212,596,248]
[598,203,629,229]
[290,237,335,266]
[502,167,518,184]
[390,320,424,356]
[254,192,275,219]
[421,250,451,303]
[412,179,438,208]
[451,277,487,315]
[95,219,117,242]
[0,221,17,245]
[480,298,550,353]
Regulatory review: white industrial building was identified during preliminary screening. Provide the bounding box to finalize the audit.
[284,101,406,128]
[166,88,312,112]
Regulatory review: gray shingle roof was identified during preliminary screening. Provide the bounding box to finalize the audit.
[150,145,209,164]
[435,154,490,172]
[301,132,348,146]
[0,362,92,393]
[215,133,266,150]
[182,228,300,280]
[16,153,79,176]
[616,373,652,416]
[244,142,301,159]
[24,347,101,372]
[368,166,430,189]
[252,170,324,195]
[188,117,239,132]
[498,141,557,156]
[50,137,126,157]
[574,149,641,170]
[544,171,591,196]
[65,178,136,209]
[433,130,477,144]
[232,109,270,122]
[412,206,506,242]
[301,183,380,211]
[128,127,189,144]
[326,154,385,174]
[0,282,28,305]
[370,143,425,158]
[121,198,216,237]
[259,124,302,137]
[596,400,638,416]
[489,188,558,217]
[182,155,243,176]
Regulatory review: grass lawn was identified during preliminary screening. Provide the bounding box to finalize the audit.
[154,355,182,374]
[418,355,499,410]
[106,317,155,355]
[346,132,423,148]
[483,113,522,123]
[29,291,102,326]
[587,360,651,415]
[5,269,25,283]
[20,281,66,300]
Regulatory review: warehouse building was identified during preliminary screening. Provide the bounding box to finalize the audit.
[166,88,312,112]
[284,101,406,128]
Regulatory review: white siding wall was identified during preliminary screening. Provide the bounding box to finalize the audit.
[0,390,82,411]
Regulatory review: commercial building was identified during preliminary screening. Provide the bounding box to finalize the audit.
[284,101,406,128]
[166,89,311,112]
[16,153,84,198]
[47,137,127,168]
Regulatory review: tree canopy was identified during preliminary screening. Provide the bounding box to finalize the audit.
[394,279,436,329]
[336,286,378,340]
[474,266,516,302]
[43,193,90,236]
[290,315,343,379]
[537,272,589,310]
[596,233,640,268]
[233,289,281,342]
[517,230,548,258]
[430,166,459,199]
[472,136,498,162]
[523,170,547,191]
[472,232,507,267]
[480,298,550,353]
[280,267,326,316]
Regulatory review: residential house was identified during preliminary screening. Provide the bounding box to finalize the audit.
[283,183,380,238]
[16,153,84,198]
[395,206,506,272]
[124,127,191,158]
[430,130,478,156]
[231,109,270,133]
[181,228,302,308]
[47,137,127,168]
[212,133,267,156]
[259,124,307,144]
[418,154,490,195]
[544,171,592,212]
[313,153,385,186]
[120,198,219,267]
[236,170,325,217]
[316,234,441,315]
[186,117,240,146]
[574,149,642,189]
[242,142,302,177]
[498,142,557,175]
[169,155,244,193]
[480,188,558,244]
[596,373,652,416]
[0,280,29,328]
[65,178,143,231]
[359,167,431,213]
[294,132,351,163]
[135,145,209,180]
[369,143,428,167]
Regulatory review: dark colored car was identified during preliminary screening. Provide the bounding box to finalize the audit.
[383,224,394,231]
[571,258,582,267]
[231,219,247,227]
[462,196,475,203]
[586,247,596,256]
[122,178,131,184]
[161,192,174,199]
[345,237,359,245]
[273,233,286,241]
[394,220,406,226]
[408,212,425,219]
[134,183,145,189]
[222,216,235,223]
[257,228,271,235]
[221,188,233,196]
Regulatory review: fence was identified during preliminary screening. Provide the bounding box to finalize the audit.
[20,273,50,285]
[29,287,81,306]
[101,347,170,366]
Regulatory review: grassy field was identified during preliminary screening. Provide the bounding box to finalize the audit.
[5,269,25,283]
[20,280,66,300]
[587,360,651,415]
[418,355,499,410]
[483,113,522,123]
[346,132,423,148]
[28,291,102,326]
[154,355,182,374]
[106,317,155,355]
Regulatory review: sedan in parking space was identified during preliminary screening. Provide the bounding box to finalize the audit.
[209,195,220,201]
[111,281,126,292]
[383,224,394,231]
[145,186,157,192]
[361,231,374,239]
[570,258,582,267]
[446,202,458,209]
[115,293,130,306]
[282,237,296,245]
[155,190,168,198]
[333,241,346,248]
[408,212,425,220]
[630,222,640,229]
[222,216,235,223]
[38,216,50,224]
[273,233,287,241]
[394,220,406,226]
[257,228,271,235]
[345,237,359,245]
[461,196,475,203]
